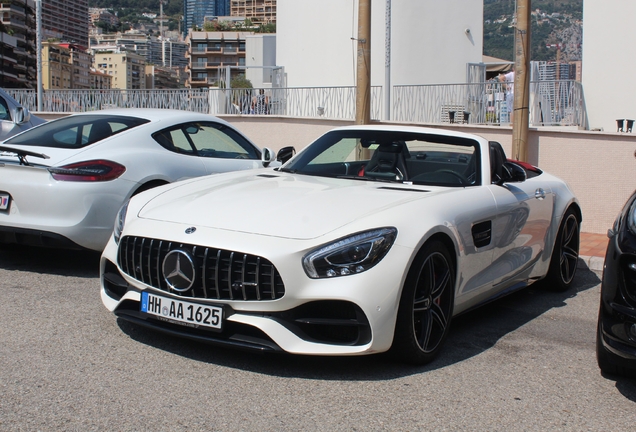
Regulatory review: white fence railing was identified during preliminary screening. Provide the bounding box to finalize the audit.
[392,80,587,128]
[205,86,383,120]
[7,81,586,128]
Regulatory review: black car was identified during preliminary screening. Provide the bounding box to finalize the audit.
[597,190,636,378]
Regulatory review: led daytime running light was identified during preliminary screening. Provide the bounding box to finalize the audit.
[303,227,397,279]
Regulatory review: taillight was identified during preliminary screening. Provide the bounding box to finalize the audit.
[48,160,126,182]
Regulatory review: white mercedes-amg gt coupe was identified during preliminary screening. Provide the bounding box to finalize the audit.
[100,125,580,364]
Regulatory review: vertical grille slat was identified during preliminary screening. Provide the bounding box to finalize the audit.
[214,249,222,299]
[255,257,261,301]
[138,237,146,285]
[117,236,285,301]
[201,248,209,299]
[227,252,234,300]
[156,240,163,291]
[146,239,154,286]
[131,237,139,280]
[240,254,247,300]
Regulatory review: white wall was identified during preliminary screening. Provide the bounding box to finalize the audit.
[246,34,277,88]
[277,0,483,88]
[582,1,636,132]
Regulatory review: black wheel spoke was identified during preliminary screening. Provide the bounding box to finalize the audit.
[431,267,450,298]
[430,302,449,330]
[416,311,433,350]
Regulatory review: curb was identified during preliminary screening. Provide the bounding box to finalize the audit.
[578,255,604,273]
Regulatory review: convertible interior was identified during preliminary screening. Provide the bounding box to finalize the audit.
[293,137,480,186]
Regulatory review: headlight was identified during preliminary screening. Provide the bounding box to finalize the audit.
[303,228,397,279]
[113,201,129,244]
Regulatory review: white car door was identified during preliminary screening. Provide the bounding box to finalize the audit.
[488,173,554,288]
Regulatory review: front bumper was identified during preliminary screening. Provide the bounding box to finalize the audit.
[100,228,412,356]
[598,229,636,362]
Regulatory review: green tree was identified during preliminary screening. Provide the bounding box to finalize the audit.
[231,74,252,89]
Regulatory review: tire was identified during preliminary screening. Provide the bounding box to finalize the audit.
[596,315,636,378]
[391,240,455,365]
[545,207,580,292]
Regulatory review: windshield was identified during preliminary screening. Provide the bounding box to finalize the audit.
[282,129,480,187]
[4,114,149,149]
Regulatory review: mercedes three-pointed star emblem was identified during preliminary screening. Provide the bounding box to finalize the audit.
[162,250,196,292]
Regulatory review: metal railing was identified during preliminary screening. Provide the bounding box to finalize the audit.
[210,86,383,120]
[9,89,211,113]
[6,81,585,128]
[392,80,587,128]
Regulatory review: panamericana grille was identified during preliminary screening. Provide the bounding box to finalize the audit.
[117,236,285,301]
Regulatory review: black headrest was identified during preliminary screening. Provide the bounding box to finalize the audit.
[489,141,506,183]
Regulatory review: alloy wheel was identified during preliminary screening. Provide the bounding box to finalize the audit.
[412,251,454,353]
[559,213,580,285]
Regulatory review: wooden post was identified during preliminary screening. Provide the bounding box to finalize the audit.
[512,0,531,161]
[355,0,371,125]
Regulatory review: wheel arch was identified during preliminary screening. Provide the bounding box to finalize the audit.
[132,179,169,196]
[401,230,460,298]
[424,232,459,275]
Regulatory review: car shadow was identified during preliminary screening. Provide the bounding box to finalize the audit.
[117,267,602,381]
[598,373,636,401]
[0,243,101,278]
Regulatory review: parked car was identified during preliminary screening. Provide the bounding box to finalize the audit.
[100,125,581,364]
[597,191,636,378]
[0,88,46,140]
[0,108,289,251]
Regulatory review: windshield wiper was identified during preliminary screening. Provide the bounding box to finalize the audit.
[337,174,401,183]
[0,145,50,166]
[277,167,298,173]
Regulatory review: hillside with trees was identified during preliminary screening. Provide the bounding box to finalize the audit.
[484,0,583,61]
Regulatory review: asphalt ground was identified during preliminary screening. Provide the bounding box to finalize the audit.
[0,244,634,431]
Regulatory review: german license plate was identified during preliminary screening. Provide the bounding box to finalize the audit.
[0,193,10,211]
[141,292,223,330]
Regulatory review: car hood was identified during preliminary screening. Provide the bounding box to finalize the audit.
[138,171,435,240]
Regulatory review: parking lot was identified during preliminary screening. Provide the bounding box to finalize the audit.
[0,244,634,431]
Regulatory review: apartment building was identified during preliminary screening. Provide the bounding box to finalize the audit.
[92,32,188,70]
[89,8,119,27]
[231,0,276,25]
[0,31,21,88]
[89,67,112,89]
[42,0,89,48]
[0,0,36,88]
[93,49,147,90]
[145,64,182,89]
[186,31,249,88]
[41,42,92,89]
[42,42,72,89]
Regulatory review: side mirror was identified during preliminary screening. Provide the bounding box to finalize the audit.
[261,147,276,167]
[501,162,527,183]
[277,146,296,164]
[14,107,25,124]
